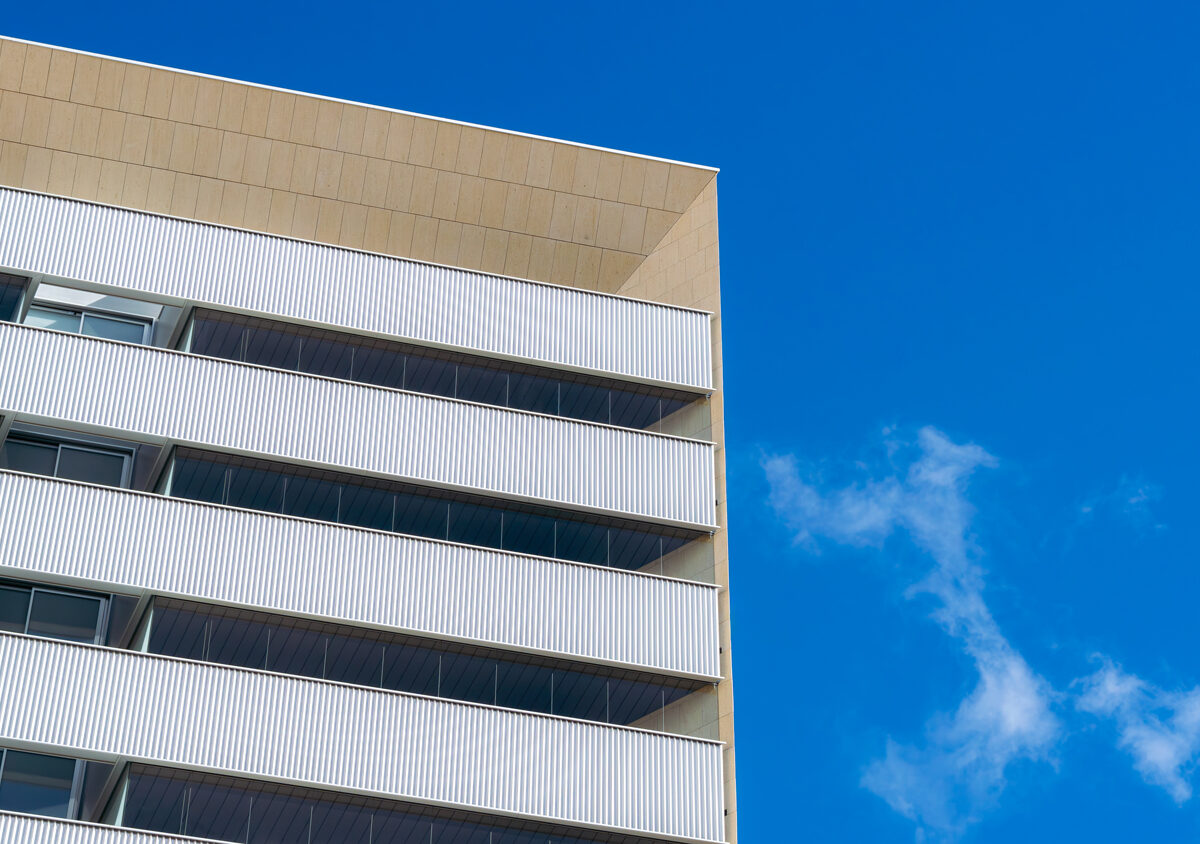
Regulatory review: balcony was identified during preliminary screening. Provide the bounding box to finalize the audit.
[0,470,721,680]
[0,187,713,392]
[0,634,725,843]
[0,322,716,529]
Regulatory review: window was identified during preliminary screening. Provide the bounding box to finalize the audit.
[0,749,79,819]
[0,273,26,322]
[185,309,704,434]
[0,582,105,644]
[0,437,131,488]
[24,304,150,345]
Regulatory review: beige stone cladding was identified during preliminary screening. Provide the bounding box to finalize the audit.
[0,34,737,843]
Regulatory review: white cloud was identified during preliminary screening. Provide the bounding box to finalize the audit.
[765,426,1060,839]
[1077,475,1166,532]
[1077,659,1200,803]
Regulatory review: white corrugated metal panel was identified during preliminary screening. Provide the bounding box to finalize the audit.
[0,471,721,680]
[0,187,713,392]
[0,323,716,529]
[0,634,725,843]
[0,814,212,844]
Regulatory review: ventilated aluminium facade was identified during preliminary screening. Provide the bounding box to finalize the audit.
[0,35,736,844]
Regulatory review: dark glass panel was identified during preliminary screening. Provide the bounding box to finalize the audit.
[555,519,609,566]
[436,815,495,844]
[1,439,58,476]
[267,621,326,679]
[189,313,246,360]
[352,343,406,389]
[0,586,30,634]
[26,591,102,643]
[243,323,302,371]
[448,500,502,548]
[184,778,252,842]
[340,483,394,532]
[248,787,312,844]
[500,509,556,558]
[552,669,609,723]
[56,445,126,486]
[507,371,559,415]
[169,454,227,504]
[310,796,372,844]
[299,334,354,380]
[609,528,663,572]
[324,632,385,688]
[207,613,270,670]
[283,473,341,523]
[495,660,552,715]
[147,603,209,662]
[456,363,508,406]
[227,463,285,513]
[439,650,497,706]
[610,389,661,431]
[404,353,456,398]
[373,809,433,844]
[0,750,76,818]
[0,274,25,322]
[382,641,441,697]
[393,491,448,540]
[559,381,610,424]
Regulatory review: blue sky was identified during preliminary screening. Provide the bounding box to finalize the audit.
[9,2,1200,840]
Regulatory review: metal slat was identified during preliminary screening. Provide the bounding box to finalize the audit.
[0,471,721,680]
[0,635,725,843]
[0,323,717,529]
[0,187,713,392]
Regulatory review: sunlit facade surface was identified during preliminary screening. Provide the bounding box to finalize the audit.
[0,34,736,844]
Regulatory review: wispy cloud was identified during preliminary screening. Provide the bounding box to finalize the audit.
[1077,475,1165,532]
[765,426,1061,839]
[1077,659,1200,803]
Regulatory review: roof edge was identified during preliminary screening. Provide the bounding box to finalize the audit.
[1,34,721,174]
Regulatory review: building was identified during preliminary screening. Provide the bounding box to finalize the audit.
[0,35,735,844]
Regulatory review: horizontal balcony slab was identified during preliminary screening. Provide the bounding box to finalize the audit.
[0,470,721,680]
[0,814,214,844]
[0,323,717,529]
[0,634,725,843]
[0,187,713,392]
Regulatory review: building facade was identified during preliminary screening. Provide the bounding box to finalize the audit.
[0,36,736,844]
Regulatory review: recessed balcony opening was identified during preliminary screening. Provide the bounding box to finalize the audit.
[163,447,715,581]
[181,308,712,438]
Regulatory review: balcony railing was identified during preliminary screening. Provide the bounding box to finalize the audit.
[0,634,726,843]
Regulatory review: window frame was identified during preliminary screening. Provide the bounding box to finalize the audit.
[24,303,152,345]
[0,746,85,820]
[1,434,135,489]
[0,579,109,646]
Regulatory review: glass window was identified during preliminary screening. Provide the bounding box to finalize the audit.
[283,473,342,523]
[0,586,31,634]
[299,334,354,380]
[1,438,129,487]
[0,274,26,323]
[0,750,77,818]
[0,439,58,476]
[189,313,245,360]
[56,445,127,486]
[183,309,704,433]
[243,324,301,370]
[81,313,147,343]
[405,353,456,398]
[26,591,103,643]
[24,306,81,333]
